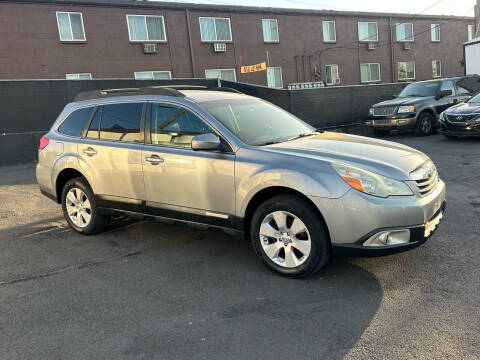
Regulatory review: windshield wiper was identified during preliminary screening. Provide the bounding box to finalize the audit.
[287,132,317,141]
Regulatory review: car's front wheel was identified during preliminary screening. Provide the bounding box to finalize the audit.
[250,195,330,278]
[415,113,433,136]
[61,177,109,235]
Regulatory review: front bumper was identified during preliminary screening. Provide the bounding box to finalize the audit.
[366,115,416,129]
[309,179,446,256]
[438,120,480,136]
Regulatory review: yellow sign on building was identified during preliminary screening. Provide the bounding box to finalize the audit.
[240,62,267,74]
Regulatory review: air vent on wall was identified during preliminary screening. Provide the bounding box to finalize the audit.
[367,42,376,50]
[143,43,157,54]
[403,42,412,50]
[213,43,227,53]
[334,78,341,84]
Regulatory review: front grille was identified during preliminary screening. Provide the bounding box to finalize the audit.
[373,106,397,116]
[446,114,478,123]
[410,161,439,197]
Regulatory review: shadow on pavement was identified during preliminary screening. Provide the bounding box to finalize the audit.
[1,217,383,360]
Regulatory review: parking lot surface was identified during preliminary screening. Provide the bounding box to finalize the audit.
[1,134,479,360]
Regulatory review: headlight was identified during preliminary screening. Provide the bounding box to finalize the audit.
[439,111,446,121]
[369,108,374,115]
[332,163,413,198]
[397,105,415,113]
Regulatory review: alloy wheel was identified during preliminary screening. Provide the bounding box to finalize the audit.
[259,211,311,268]
[65,187,92,228]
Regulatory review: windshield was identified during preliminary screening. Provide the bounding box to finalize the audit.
[200,97,315,145]
[398,82,440,98]
[468,93,480,103]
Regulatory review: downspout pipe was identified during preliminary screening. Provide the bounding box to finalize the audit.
[185,9,196,78]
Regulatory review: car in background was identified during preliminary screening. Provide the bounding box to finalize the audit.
[366,76,480,136]
[438,91,480,138]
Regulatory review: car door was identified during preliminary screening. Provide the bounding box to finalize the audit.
[78,102,146,208]
[142,102,235,226]
[435,80,457,114]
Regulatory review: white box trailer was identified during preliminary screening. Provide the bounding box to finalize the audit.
[465,37,480,75]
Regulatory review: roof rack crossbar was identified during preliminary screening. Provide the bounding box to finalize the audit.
[73,85,242,102]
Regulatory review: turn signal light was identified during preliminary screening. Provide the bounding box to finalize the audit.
[38,136,49,151]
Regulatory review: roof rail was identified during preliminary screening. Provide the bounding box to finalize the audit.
[154,85,243,94]
[73,86,185,102]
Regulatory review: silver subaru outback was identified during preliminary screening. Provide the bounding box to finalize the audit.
[36,86,445,278]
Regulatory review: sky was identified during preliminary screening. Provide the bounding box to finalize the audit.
[153,0,476,17]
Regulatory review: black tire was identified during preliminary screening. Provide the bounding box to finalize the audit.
[415,112,433,136]
[250,194,330,278]
[61,177,109,235]
[373,128,390,137]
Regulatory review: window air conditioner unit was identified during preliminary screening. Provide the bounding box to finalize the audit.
[143,43,157,54]
[403,42,412,50]
[213,43,227,52]
[334,78,341,84]
[367,42,376,50]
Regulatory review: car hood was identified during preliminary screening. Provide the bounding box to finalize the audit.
[445,102,480,115]
[374,96,432,107]
[264,132,429,180]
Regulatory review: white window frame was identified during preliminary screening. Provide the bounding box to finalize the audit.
[134,71,172,80]
[396,23,414,42]
[431,24,440,42]
[266,66,283,88]
[126,15,167,42]
[398,61,416,81]
[56,11,86,42]
[262,18,279,43]
[325,64,339,85]
[432,60,441,78]
[199,17,233,42]
[66,73,92,80]
[360,63,381,83]
[322,20,336,43]
[358,22,378,42]
[204,68,237,81]
[468,24,475,41]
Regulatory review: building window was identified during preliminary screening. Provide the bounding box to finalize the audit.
[358,22,378,42]
[431,24,440,42]
[199,17,232,42]
[205,69,236,81]
[266,67,283,88]
[56,12,86,41]
[360,63,380,83]
[322,20,336,42]
[134,71,171,80]
[127,15,166,42]
[66,73,92,80]
[398,61,416,80]
[396,23,414,42]
[262,19,279,42]
[325,64,339,85]
[468,24,475,41]
[432,60,441,78]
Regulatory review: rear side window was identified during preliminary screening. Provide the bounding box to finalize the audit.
[57,107,94,137]
[100,103,144,142]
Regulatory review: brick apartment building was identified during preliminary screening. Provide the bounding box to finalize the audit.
[0,0,476,87]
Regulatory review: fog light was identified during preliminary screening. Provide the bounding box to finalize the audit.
[363,229,410,246]
[398,120,408,125]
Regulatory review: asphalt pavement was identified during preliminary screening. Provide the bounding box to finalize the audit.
[0,134,479,360]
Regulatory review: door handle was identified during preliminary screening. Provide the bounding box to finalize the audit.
[145,155,164,164]
[82,147,97,157]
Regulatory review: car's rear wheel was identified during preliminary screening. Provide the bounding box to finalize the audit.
[415,113,433,136]
[61,177,109,235]
[250,195,330,278]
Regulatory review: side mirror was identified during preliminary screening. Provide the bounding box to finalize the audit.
[436,89,452,100]
[191,133,221,151]
[393,94,398,98]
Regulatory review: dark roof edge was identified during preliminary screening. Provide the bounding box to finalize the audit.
[2,0,475,20]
